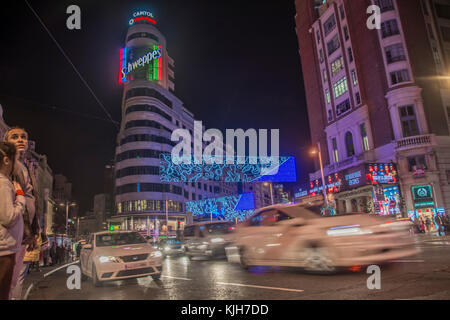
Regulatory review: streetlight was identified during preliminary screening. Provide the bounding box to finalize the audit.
[310,142,328,206]
[59,201,77,237]
[263,182,274,205]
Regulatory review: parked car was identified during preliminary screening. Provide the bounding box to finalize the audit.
[183,221,235,259]
[225,204,420,273]
[80,231,163,286]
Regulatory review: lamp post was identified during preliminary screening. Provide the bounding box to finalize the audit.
[59,201,76,238]
[310,142,328,206]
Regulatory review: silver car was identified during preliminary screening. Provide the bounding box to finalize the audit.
[183,221,235,259]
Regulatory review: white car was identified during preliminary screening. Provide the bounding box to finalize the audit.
[80,231,163,286]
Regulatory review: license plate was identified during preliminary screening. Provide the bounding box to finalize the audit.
[124,262,147,270]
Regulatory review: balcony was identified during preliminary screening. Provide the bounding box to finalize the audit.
[395,134,436,151]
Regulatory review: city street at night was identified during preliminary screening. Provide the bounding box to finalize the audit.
[27,235,450,300]
[1,0,450,312]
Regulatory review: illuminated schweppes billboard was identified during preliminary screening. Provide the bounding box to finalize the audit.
[119,45,162,83]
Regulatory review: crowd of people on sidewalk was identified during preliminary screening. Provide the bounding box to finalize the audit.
[412,213,450,236]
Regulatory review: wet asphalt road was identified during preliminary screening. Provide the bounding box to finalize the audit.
[28,235,450,300]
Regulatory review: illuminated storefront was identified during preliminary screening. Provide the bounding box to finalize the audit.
[295,163,402,216]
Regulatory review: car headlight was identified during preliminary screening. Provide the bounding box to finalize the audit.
[151,250,162,258]
[210,237,224,243]
[98,256,120,263]
[327,227,373,237]
[164,246,171,252]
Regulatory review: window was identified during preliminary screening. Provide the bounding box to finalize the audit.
[339,5,345,20]
[351,69,358,86]
[343,25,349,41]
[385,43,406,64]
[125,87,173,108]
[390,69,410,85]
[116,166,159,178]
[442,27,450,42]
[116,149,161,162]
[325,88,331,104]
[199,195,202,200]
[116,183,182,196]
[316,30,321,43]
[125,104,172,121]
[120,134,175,147]
[422,1,429,15]
[331,56,344,77]
[332,138,339,162]
[381,20,400,38]
[204,184,207,191]
[125,120,172,133]
[427,24,434,40]
[336,99,351,116]
[355,92,361,105]
[333,76,348,98]
[375,0,394,12]
[408,155,427,172]
[191,193,196,200]
[447,106,450,123]
[348,47,353,62]
[127,32,159,42]
[345,132,355,157]
[436,4,450,20]
[360,123,369,151]
[322,69,327,82]
[399,106,419,137]
[319,49,324,63]
[323,14,337,36]
[198,182,201,189]
[327,35,340,56]
[184,191,189,199]
[328,109,333,121]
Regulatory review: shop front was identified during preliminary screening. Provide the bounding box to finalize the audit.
[295,163,403,216]
[108,214,186,238]
[407,184,443,232]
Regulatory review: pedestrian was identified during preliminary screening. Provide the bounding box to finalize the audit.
[419,218,425,233]
[444,215,450,235]
[57,245,64,264]
[434,214,443,236]
[49,242,56,265]
[0,142,26,300]
[23,233,42,276]
[41,235,49,267]
[425,217,432,233]
[5,127,40,300]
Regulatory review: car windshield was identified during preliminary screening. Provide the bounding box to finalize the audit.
[96,232,147,247]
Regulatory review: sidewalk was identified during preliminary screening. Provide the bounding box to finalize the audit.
[21,261,79,300]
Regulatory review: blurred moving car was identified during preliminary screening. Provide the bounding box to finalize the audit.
[226,204,420,273]
[183,221,235,259]
[157,237,184,257]
[80,231,163,286]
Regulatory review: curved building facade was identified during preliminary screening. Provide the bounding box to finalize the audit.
[114,12,191,235]
[113,11,237,235]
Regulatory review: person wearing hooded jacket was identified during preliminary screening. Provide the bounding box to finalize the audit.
[4,127,39,300]
[0,141,25,300]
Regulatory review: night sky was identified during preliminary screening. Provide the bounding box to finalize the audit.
[0,0,313,213]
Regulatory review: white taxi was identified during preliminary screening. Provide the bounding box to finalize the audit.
[80,231,163,286]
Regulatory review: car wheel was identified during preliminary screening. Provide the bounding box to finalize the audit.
[151,273,161,280]
[301,246,336,274]
[239,247,250,270]
[92,264,102,287]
